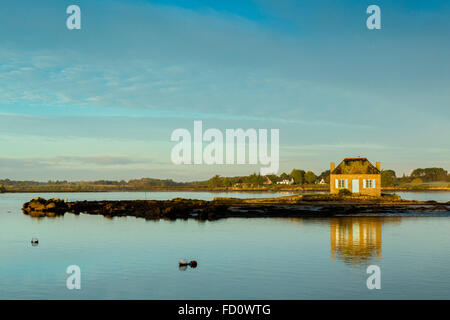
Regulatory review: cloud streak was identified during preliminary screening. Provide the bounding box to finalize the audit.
[0,156,158,168]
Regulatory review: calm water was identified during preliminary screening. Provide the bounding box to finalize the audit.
[1,191,450,300]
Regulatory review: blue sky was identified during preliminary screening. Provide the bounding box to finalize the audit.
[0,0,449,181]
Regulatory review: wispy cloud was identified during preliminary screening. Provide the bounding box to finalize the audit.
[282,144,391,150]
[0,156,158,169]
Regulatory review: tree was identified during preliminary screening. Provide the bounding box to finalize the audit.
[222,177,233,187]
[265,174,279,184]
[280,172,289,180]
[318,170,330,183]
[244,173,265,186]
[289,169,305,184]
[208,175,223,188]
[411,168,447,182]
[304,171,317,184]
[381,170,396,187]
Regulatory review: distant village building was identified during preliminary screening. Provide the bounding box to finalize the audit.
[330,157,381,197]
[277,178,294,185]
[318,178,326,185]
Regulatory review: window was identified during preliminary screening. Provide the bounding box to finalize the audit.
[364,179,376,189]
[337,179,347,188]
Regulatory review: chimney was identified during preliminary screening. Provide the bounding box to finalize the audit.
[330,162,335,172]
[376,161,381,170]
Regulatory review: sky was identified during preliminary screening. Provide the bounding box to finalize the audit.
[0,0,449,181]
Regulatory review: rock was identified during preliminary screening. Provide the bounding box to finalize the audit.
[22,197,68,217]
[21,196,450,220]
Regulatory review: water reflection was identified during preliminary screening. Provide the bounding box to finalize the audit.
[330,217,401,266]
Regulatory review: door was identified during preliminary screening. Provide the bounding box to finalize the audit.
[352,179,359,193]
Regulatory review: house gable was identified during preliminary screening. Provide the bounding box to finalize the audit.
[331,158,380,175]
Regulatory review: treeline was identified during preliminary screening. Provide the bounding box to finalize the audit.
[0,178,195,192]
[207,169,330,188]
[0,178,183,187]
[381,168,449,187]
[128,178,188,187]
[208,167,449,188]
[407,168,449,183]
[0,167,448,192]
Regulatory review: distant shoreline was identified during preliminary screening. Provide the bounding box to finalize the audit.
[2,186,450,193]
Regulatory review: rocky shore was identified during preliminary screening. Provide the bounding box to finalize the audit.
[21,194,450,220]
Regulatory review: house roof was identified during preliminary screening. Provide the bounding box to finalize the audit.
[332,157,380,175]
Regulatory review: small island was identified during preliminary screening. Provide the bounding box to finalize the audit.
[22,193,450,220]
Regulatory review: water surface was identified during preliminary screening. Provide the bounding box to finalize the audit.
[1,192,449,299]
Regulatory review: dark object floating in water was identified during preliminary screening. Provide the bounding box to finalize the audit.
[179,259,198,269]
[31,238,39,245]
[179,259,188,266]
[179,265,187,271]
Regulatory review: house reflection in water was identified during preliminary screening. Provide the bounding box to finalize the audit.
[330,217,401,266]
